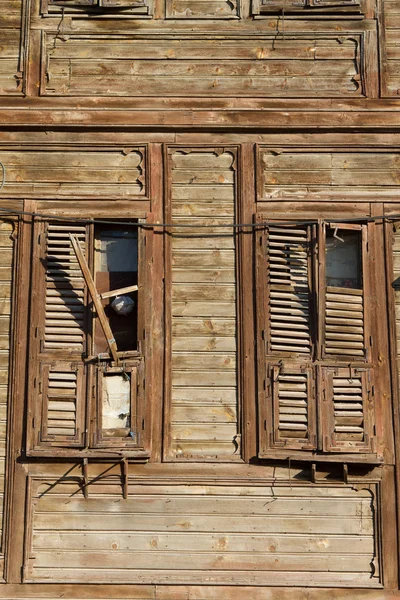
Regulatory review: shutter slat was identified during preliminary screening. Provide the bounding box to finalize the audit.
[43,224,87,352]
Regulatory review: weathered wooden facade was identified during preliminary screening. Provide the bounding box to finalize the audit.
[1,0,400,598]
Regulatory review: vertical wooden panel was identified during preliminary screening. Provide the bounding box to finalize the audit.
[0,219,16,579]
[168,148,239,460]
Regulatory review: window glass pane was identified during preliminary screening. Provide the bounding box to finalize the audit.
[96,229,138,273]
[102,373,131,437]
[326,229,361,289]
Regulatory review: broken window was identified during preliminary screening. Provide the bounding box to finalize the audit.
[26,220,148,457]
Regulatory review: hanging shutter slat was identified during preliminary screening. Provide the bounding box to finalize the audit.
[324,287,365,356]
[267,226,312,356]
[322,367,375,453]
[43,224,87,353]
[269,365,316,450]
[322,223,368,360]
[37,362,85,448]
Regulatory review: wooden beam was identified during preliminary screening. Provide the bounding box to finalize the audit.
[69,233,119,365]
[100,284,138,300]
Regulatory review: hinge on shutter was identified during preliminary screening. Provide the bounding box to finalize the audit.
[37,233,41,245]
[264,420,267,431]
[142,418,145,430]
[32,417,35,429]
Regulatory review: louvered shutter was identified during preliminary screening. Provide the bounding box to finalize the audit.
[266,226,313,356]
[321,223,368,360]
[321,367,375,453]
[42,223,88,354]
[37,362,85,447]
[269,365,316,450]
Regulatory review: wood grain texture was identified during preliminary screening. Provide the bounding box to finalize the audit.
[42,35,362,98]
[168,149,239,460]
[0,149,146,198]
[0,220,15,565]
[259,149,400,202]
[23,477,380,586]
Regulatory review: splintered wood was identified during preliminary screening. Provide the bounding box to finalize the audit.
[169,150,239,460]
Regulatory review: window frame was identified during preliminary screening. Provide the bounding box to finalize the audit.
[26,217,150,459]
[256,215,380,463]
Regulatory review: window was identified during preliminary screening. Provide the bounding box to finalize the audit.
[26,220,148,457]
[257,220,377,461]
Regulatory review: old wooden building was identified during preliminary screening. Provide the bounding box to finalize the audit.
[1,0,400,598]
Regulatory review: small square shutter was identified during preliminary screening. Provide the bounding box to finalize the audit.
[35,361,85,448]
[268,364,316,450]
[42,223,88,354]
[321,367,375,453]
[266,225,313,356]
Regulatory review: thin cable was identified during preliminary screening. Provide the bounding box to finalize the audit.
[0,204,396,229]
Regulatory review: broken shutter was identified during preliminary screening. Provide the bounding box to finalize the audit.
[269,365,316,450]
[320,223,368,360]
[321,367,375,453]
[42,223,88,354]
[266,225,313,356]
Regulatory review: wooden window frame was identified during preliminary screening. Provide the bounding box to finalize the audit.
[256,216,380,463]
[26,218,150,459]
[91,362,146,449]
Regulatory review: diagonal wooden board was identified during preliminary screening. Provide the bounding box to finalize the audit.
[69,233,120,365]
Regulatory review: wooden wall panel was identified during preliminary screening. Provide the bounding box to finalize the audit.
[0,31,22,96]
[24,477,380,587]
[259,149,400,201]
[42,36,362,98]
[0,220,15,576]
[168,149,239,460]
[383,0,400,96]
[391,228,400,400]
[0,149,146,198]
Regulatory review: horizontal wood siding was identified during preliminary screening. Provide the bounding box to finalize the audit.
[0,221,15,563]
[169,150,238,459]
[260,150,400,201]
[0,30,21,96]
[24,478,380,586]
[0,149,145,198]
[42,36,361,98]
